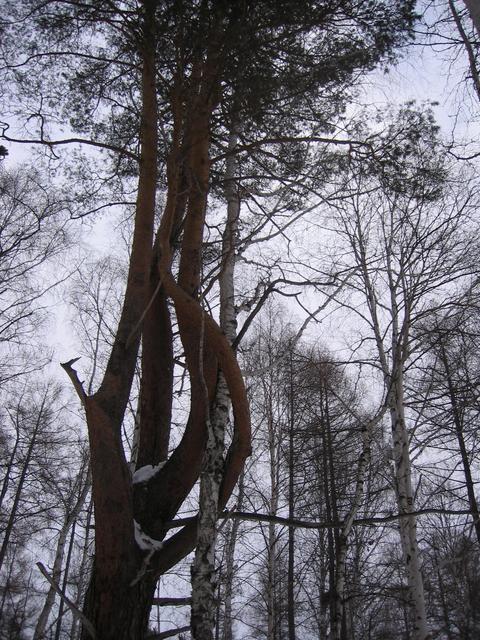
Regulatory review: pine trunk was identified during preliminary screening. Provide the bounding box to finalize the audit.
[81,571,157,640]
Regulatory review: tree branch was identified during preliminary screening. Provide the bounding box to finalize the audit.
[147,625,190,639]
[224,507,477,530]
[60,358,88,409]
[36,562,96,639]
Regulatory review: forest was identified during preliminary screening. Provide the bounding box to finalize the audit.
[0,1,479,639]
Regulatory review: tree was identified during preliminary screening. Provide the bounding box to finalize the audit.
[1,2,417,638]
[0,380,79,639]
[33,451,90,640]
[0,165,67,384]
[328,105,478,640]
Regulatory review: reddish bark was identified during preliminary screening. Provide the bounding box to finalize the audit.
[77,2,160,637]
[73,8,251,639]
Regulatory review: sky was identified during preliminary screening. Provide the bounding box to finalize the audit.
[2,0,479,385]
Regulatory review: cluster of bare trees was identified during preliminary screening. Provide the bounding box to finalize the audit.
[0,0,480,639]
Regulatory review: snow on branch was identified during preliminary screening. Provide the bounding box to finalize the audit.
[132,462,166,485]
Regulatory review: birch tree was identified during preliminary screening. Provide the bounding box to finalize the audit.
[329,105,478,640]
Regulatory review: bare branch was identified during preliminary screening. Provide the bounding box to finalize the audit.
[36,562,96,639]
[60,357,88,408]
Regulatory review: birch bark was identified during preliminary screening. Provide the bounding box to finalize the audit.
[222,470,245,640]
[390,369,430,640]
[191,127,241,640]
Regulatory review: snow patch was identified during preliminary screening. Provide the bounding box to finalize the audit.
[132,461,166,484]
[134,520,164,552]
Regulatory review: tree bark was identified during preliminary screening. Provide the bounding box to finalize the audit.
[79,1,159,636]
[463,0,480,38]
[390,371,429,640]
[191,125,242,640]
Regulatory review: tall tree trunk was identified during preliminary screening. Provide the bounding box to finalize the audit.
[191,125,241,640]
[287,349,296,640]
[79,1,159,636]
[357,208,430,640]
[222,470,244,640]
[324,389,343,640]
[319,387,337,639]
[390,370,429,640]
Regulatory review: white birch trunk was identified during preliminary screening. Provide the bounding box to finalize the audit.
[390,370,430,640]
[191,126,241,640]
[354,215,430,640]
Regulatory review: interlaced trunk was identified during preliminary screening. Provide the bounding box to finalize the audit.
[78,2,159,636]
